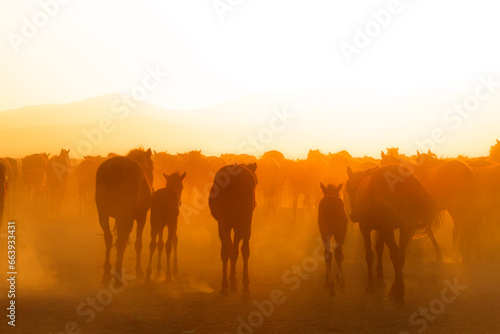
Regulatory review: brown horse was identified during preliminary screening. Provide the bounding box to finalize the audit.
[472,163,500,250]
[256,156,280,215]
[412,151,482,260]
[95,148,153,286]
[0,163,6,227]
[346,165,440,303]
[318,183,347,296]
[3,158,18,199]
[77,159,99,215]
[146,172,186,281]
[209,163,257,295]
[47,149,71,215]
[22,153,49,201]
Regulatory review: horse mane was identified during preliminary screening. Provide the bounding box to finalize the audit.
[127,147,147,159]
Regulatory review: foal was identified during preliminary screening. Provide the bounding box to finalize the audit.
[318,183,348,296]
[146,172,186,280]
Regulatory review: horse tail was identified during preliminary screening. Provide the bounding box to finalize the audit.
[413,184,441,237]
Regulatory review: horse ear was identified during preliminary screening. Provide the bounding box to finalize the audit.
[180,172,186,180]
[427,149,431,154]
[347,166,353,177]
[247,162,257,173]
[146,148,152,157]
[336,183,343,193]
[381,151,385,158]
[320,183,327,194]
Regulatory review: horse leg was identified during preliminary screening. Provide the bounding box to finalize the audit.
[157,227,164,278]
[426,227,442,262]
[166,223,174,281]
[360,225,375,292]
[241,233,250,294]
[218,223,231,295]
[375,232,386,289]
[98,211,112,285]
[135,212,147,278]
[115,218,134,288]
[172,220,179,275]
[146,225,158,281]
[384,230,404,303]
[334,230,346,290]
[230,232,241,293]
[322,234,333,292]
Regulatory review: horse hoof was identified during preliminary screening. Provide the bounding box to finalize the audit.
[113,279,123,289]
[366,285,375,294]
[166,274,172,282]
[221,289,229,296]
[101,274,112,286]
[388,291,405,304]
[136,270,145,278]
[375,277,386,290]
[230,285,238,293]
[173,267,179,275]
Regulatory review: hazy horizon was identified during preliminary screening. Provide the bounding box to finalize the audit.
[2,1,500,157]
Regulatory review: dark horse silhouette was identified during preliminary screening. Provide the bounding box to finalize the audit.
[346,165,440,303]
[47,149,71,215]
[318,183,347,296]
[0,163,6,227]
[95,148,153,286]
[146,171,186,281]
[209,163,257,295]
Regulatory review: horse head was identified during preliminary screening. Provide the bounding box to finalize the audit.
[320,183,342,197]
[164,171,186,201]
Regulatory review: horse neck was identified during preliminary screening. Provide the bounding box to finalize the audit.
[166,183,181,198]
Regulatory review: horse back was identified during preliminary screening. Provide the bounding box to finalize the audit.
[357,165,439,232]
[151,188,179,221]
[209,164,256,221]
[318,196,347,236]
[96,156,152,219]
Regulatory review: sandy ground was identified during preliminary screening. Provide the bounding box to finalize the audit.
[1,180,500,334]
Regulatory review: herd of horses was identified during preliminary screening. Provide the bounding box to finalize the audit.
[2,140,500,303]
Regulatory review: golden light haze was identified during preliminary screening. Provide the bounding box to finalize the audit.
[1,0,500,157]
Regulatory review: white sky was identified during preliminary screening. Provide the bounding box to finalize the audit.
[1,0,500,157]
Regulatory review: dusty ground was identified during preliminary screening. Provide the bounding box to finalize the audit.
[1,181,500,334]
